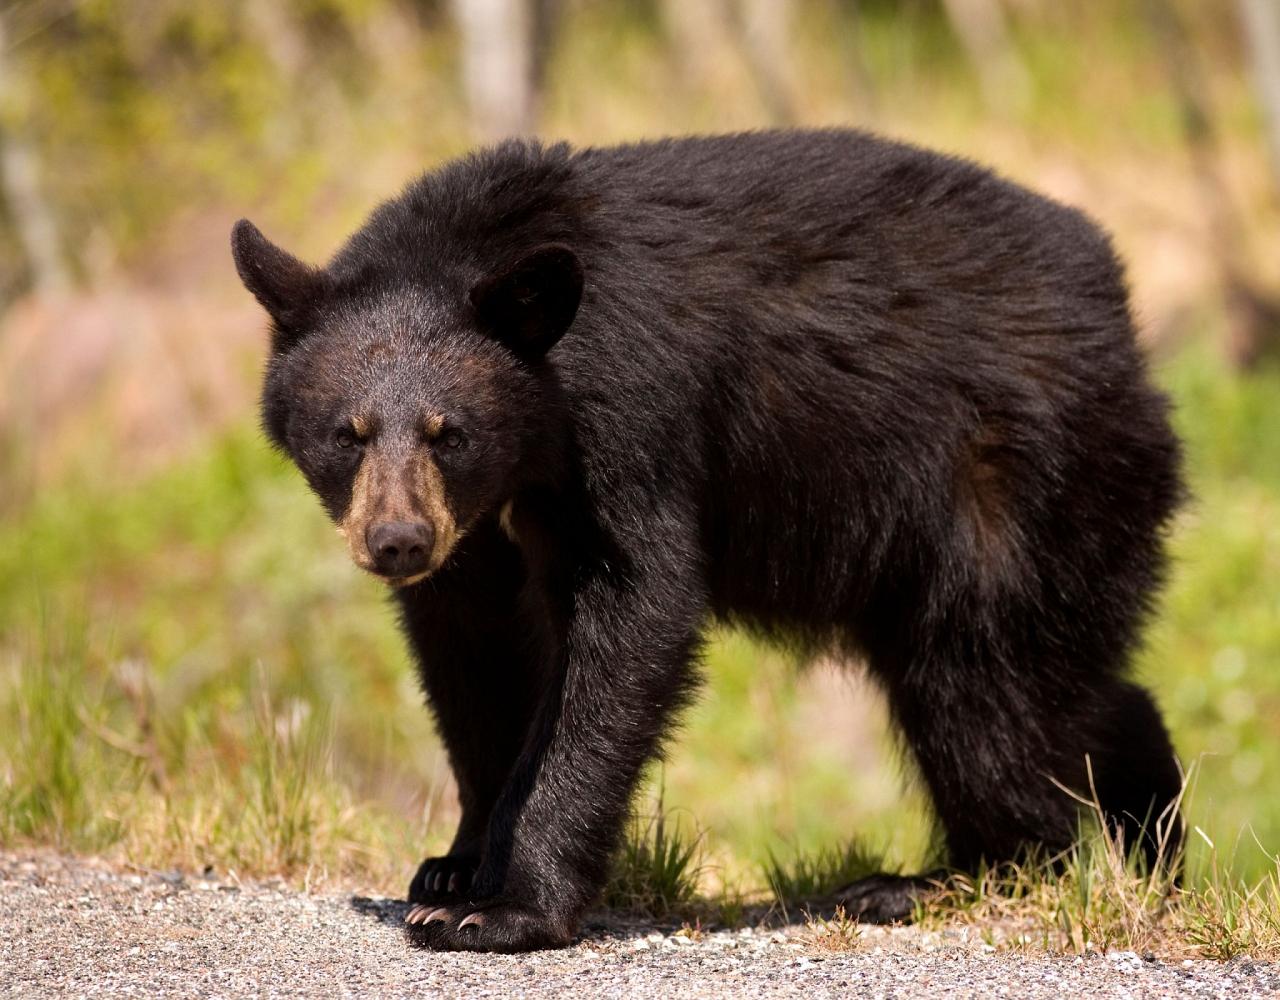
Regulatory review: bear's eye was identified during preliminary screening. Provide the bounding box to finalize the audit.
[334,428,359,450]
[440,428,467,451]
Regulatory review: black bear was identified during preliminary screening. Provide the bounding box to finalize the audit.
[231,129,1184,953]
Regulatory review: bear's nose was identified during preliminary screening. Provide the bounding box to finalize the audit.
[366,520,434,578]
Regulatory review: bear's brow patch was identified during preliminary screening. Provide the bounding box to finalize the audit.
[351,413,372,438]
[423,412,446,438]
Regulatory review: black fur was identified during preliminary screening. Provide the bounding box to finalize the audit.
[232,129,1184,952]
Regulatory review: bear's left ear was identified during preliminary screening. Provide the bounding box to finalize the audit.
[231,219,328,344]
[469,244,584,360]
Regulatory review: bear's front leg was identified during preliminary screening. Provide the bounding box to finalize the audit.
[406,550,705,952]
[397,523,546,910]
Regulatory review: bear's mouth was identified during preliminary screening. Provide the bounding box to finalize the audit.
[379,569,432,588]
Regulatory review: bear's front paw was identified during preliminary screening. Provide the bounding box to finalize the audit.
[404,898,574,953]
[407,855,478,904]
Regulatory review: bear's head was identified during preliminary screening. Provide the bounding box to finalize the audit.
[230,219,582,586]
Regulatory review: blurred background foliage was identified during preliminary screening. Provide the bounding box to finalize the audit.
[0,0,1278,899]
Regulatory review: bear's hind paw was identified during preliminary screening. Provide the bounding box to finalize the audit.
[831,871,946,925]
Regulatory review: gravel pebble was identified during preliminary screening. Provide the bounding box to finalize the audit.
[3,851,1277,998]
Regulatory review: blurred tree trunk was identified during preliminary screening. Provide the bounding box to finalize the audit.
[660,0,736,92]
[843,0,877,118]
[662,0,800,125]
[939,0,1030,115]
[733,0,800,125]
[1238,0,1280,197]
[0,12,70,300]
[530,0,562,119]
[450,0,536,141]
[1145,0,1280,369]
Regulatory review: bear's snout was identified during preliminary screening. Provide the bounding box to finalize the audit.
[366,520,435,581]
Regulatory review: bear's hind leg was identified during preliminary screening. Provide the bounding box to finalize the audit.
[1085,681,1184,873]
[834,656,1080,921]
[836,640,1183,923]
[834,639,1108,922]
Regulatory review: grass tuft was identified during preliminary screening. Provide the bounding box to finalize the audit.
[917,840,1176,957]
[1181,854,1280,961]
[604,793,706,917]
[764,838,891,910]
[240,684,333,872]
[1,614,134,850]
[805,906,864,952]
[913,771,1280,961]
[0,612,433,891]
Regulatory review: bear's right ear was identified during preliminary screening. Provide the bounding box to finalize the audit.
[231,219,327,342]
[469,244,584,361]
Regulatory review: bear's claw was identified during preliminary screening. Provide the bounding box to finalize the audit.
[405,904,456,925]
[405,898,573,952]
[405,904,430,925]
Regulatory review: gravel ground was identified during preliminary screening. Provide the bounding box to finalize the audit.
[3,851,1278,998]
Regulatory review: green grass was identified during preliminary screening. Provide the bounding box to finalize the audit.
[764,839,892,912]
[604,790,707,917]
[1143,345,1280,875]
[0,608,428,885]
[0,343,1278,958]
[2,612,120,848]
[1181,853,1280,962]
[794,782,1280,960]
[904,823,1280,960]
